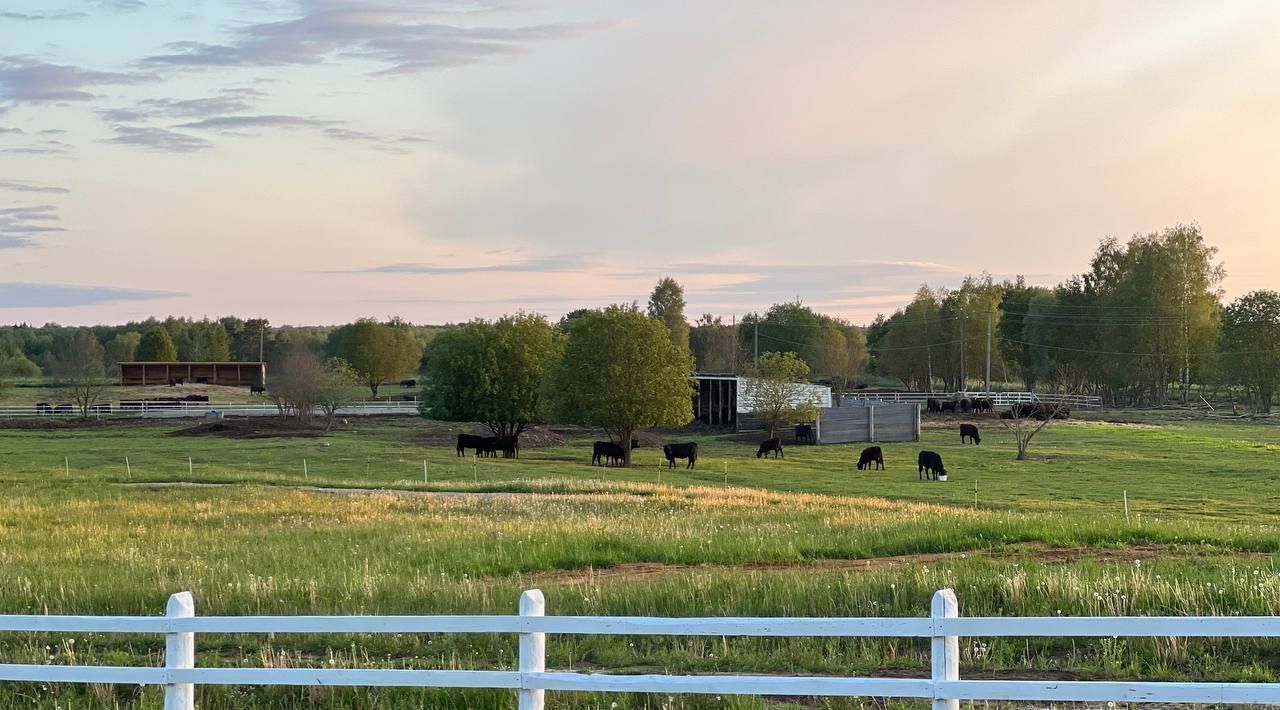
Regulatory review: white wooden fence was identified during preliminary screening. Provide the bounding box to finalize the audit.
[0,400,421,419]
[843,391,1104,409]
[4,588,1280,708]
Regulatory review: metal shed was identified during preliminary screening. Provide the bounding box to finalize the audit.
[119,362,267,387]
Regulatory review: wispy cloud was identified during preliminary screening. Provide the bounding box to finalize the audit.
[347,254,601,274]
[141,1,600,74]
[0,205,66,248]
[85,0,147,12]
[102,125,212,153]
[0,56,154,104]
[0,10,89,21]
[0,180,71,194]
[0,282,180,308]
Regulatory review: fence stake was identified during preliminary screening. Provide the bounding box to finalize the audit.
[64,456,69,475]
[472,455,478,483]
[931,588,959,710]
[125,456,132,480]
[187,457,193,477]
[518,589,546,710]
[164,591,196,710]
[423,460,428,484]
[303,459,308,481]
[1124,490,1130,522]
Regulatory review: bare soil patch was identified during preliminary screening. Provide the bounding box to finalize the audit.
[524,544,1265,586]
[169,417,329,440]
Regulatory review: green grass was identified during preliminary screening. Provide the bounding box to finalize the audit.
[3,414,1280,707]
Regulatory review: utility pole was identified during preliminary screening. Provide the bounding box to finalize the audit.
[985,307,993,396]
[753,317,759,367]
[258,325,265,363]
[959,314,966,394]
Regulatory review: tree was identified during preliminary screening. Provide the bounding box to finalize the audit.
[136,327,178,362]
[740,302,823,369]
[1021,292,1060,392]
[741,351,820,438]
[878,287,943,391]
[103,332,141,376]
[271,349,356,428]
[421,314,565,439]
[1220,291,1280,413]
[690,314,739,373]
[331,319,423,398]
[188,320,231,361]
[647,277,690,353]
[55,331,109,418]
[814,319,867,393]
[544,306,694,466]
[1001,398,1072,461]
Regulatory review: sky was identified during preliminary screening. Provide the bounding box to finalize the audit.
[1,0,1278,327]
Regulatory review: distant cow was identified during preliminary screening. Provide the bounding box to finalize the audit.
[498,435,519,459]
[756,437,784,459]
[168,377,185,387]
[53,404,73,415]
[918,451,946,480]
[35,402,52,415]
[794,424,814,444]
[400,379,417,389]
[89,403,112,415]
[926,398,941,414]
[974,398,994,413]
[959,398,972,414]
[592,441,623,466]
[940,400,957,414]
[249,384,266,395]
[960,424,981,445]
[663,442,698,469]
[857,446,884,471]
[195,377,210,384]
[457,433,488,457]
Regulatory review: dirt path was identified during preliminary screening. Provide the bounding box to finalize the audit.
[522,544,1267,586]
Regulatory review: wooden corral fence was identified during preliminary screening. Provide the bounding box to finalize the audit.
[843,391,1103,409]
[817,402,920,443]
[4,589,1280,708]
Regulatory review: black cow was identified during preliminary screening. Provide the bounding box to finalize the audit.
[168,377,185,387]
[918,451,946,480]
[457,433,489,457]
[90,403,112,415]
[857,446,884,471]
[940,400,957,414]
[400,379,417,389]
[663,442,698,469]
[794,424,815,444]
[195,377,210,384]
[249,384,267,395]
[498,435,520,459]
[926,398,941,414]
[959,398,972,414]
[592,441,623,466]
[974,398,994,413]
[756,437,784,459]
[53,404,73,415]
[960,424,981,445]
[35,402,52,415]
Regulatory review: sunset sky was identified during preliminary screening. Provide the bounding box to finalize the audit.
[2,0,1278,326]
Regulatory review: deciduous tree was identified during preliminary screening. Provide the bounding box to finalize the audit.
[544,306,694,466]
[1220,290,1280,413]
[741,351,820,438]
[331,319,423,398]
[647,277,690,353]
[135,327,178,362]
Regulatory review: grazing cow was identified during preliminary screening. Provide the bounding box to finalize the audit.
[794,424,815,444]
[167,377,185,387]
[592,441,626,466]
[457,433,488,457]
[53,404,73,415]
[959,398,972,414]
[498,435,520,459]
[400,379,417,389]
[35,402,52,415]
[976,398,994,413]
[940,400,957,414]
[857,446,884,471]
[249,384,266,395]
[926,398,941,414]
[960,424,981,445]
[918,451,946,480]
[479,437,502,458]
[756,437,784,459]
[663,442,698,469]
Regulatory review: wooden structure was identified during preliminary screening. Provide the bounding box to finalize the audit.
[693,375,738,425]
[119,362,266,387]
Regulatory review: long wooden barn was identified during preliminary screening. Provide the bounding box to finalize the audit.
[119,362,267,387]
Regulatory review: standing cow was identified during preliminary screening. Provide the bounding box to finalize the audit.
[756,438,784,459]
[663,442,698,469]
[959,424,981,445]
[918,451,946,480]
[857,446,884,471]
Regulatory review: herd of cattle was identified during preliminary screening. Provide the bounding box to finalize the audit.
[452,418,995,482]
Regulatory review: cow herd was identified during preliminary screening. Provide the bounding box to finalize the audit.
[456,433,520,458]
[927,397,994,414]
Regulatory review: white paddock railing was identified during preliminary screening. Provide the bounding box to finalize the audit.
[3,589,1280,708]
[843,391,1103,409]
[0,400,421,419]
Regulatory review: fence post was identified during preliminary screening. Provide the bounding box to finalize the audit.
[518,589,546,710]
[164,591,196,710]
[931,588,959,710]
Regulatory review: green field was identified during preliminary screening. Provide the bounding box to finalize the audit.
[2,413,1280,708]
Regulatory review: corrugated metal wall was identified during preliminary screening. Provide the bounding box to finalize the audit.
[816,403,920,443]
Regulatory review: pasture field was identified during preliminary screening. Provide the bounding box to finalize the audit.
[1,413,1279,708]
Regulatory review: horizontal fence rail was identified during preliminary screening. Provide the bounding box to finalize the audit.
[842,391,1103,409]
[2,589,1279,708]
[0,400,420,419]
